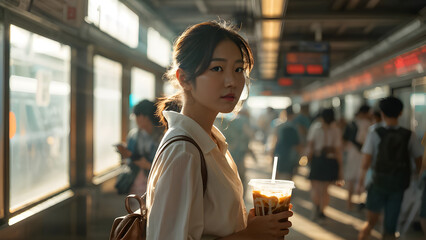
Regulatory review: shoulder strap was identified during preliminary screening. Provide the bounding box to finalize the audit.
[397,127,412,137]
[375,126,387,139]
[154,135,208,196]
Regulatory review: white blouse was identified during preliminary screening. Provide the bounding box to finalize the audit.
[146,111,247,240]
[307,122,342,157]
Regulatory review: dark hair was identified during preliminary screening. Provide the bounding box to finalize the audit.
[321,108,335,124]
[357,104,370,115]
[133,100,159,126]
[156,21,254,129]
[379,96,403,118]
[285,106,294,116]
[373,110,382,121]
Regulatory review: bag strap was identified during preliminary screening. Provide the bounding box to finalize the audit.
[375,126,387,139]
[153,135,208,196]
[124,135,208,215]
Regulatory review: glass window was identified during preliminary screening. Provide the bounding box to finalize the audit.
[411,77,426,140]
[93,55,122,175]
[9,25,71,212]
[129,67,155,129]
[163,81,178,97]
[86,0,139,48]
[130,67,155,106]
[147,27,171,67]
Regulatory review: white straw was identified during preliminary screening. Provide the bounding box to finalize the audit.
[272,156,278,183]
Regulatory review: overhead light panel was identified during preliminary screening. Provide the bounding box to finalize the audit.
[262,41,280,52]
[262,0,285,17]
[261,62,278,70]
[261,69,276,75]
[262,20,282,39]
[261,56,278,63]
[261,51,279,58]
[262,72,276,79]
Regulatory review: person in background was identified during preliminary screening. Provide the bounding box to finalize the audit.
[307,108,344,220]
[293,104,311,145]
[268,109,287,154]
[146,21,293,239]
[343,104,371,210]
[420,133,426,237]
[274,106,301,181]
[372,109,382,124]
[358,97,423,240]
[115,100,163,196]
[360,108,383,204]
[258,107,278,153]
[222,108,254,197]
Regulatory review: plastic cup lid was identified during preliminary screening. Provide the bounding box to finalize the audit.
[248,179,295,190]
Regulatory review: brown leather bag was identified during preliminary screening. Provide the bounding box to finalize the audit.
[109,194,147,240]
[109,135,208,240]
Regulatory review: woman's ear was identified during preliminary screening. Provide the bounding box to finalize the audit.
[176,68,192,91]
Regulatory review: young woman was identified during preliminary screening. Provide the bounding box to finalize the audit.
[307,108,344,220]
[146,21,293,239]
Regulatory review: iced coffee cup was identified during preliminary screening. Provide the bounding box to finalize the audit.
[248,179,295,217]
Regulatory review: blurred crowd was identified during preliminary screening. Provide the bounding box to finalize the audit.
[118,96,425,239]
[217,96,425,240]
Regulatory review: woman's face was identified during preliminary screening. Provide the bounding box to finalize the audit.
[190,40,246,115]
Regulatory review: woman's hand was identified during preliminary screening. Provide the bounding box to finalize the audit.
[244,208,293,240]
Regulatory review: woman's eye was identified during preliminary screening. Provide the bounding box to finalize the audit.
[211,66,223,72]
[235,67,244,73]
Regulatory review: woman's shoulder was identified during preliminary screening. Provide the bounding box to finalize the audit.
[157,132,202,165]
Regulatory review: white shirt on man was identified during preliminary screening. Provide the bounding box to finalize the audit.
[146,111,247,240]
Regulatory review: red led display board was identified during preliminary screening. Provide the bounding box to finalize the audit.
[278,78,293,86]
[284,47,330,77]
[303,44,426,101]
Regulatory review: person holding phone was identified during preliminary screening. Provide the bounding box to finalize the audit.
[115,100,163,195]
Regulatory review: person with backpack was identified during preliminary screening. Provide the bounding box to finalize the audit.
[343,105,371,210]
[146,21,293,239]
[420,133,426,237]
[357,97,423,240]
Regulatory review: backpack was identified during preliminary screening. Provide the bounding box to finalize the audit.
[110,135,208,240]
[373,127,412,192]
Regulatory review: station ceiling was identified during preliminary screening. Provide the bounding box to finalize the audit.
[138,0,426,95]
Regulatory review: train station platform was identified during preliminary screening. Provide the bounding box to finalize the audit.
[0,141,424,240]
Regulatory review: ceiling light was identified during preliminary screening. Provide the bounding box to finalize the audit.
[260,55,278,63]
[262,72,276,79]
[261,62,278,70]
[262,0,285,17]
[262,20,282,39]
[261,68,276,73]
[261,70,276,77]
[261,51,279,58]
[262,41,280,52]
